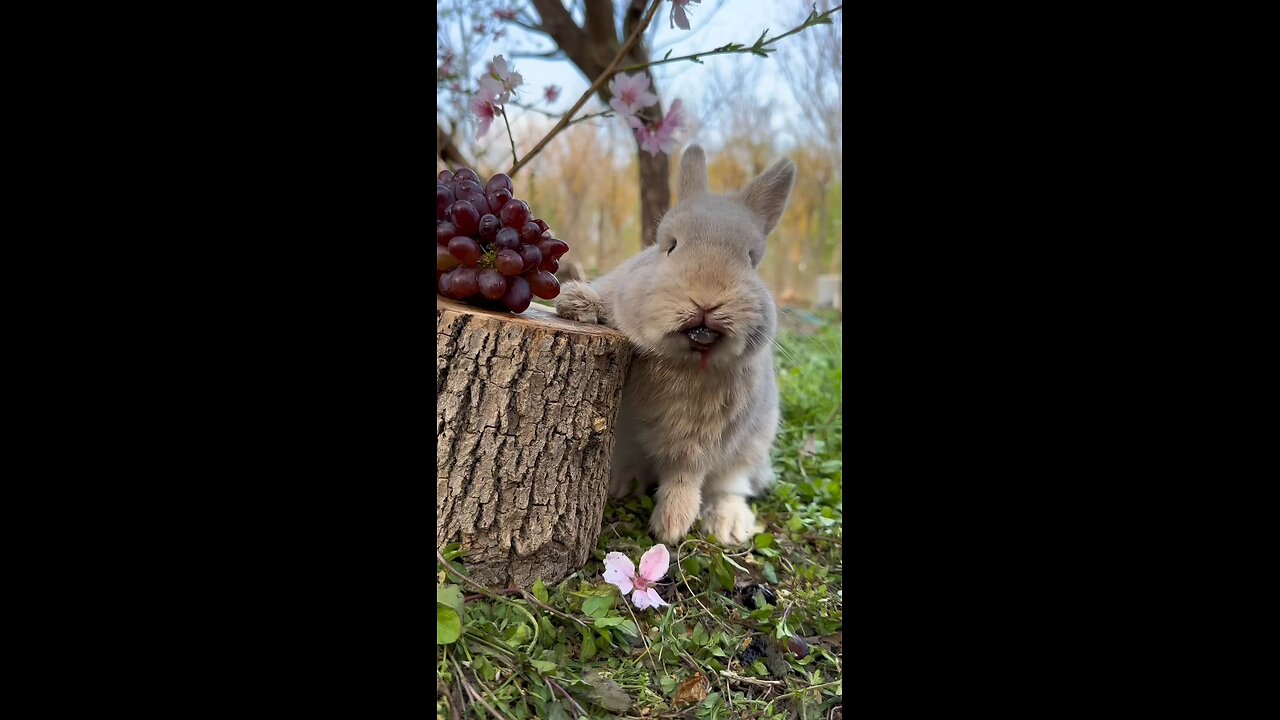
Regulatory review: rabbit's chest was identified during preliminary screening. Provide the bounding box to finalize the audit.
[621,359,756,465]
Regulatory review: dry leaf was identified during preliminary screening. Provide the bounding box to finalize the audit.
[673,673,709,707]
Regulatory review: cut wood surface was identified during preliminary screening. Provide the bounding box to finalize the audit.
[436,296,632,588]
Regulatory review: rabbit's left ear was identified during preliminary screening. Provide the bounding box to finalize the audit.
[678,144,709,200]
[738,158,796,236]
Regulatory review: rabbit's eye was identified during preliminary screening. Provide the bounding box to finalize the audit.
[667,240,677,255]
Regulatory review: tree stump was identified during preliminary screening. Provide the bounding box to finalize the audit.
[436,296,632,588]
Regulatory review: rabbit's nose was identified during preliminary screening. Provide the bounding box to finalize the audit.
[682,305,725,333]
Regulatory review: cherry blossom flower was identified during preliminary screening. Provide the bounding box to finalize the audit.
[670,0,702,31]
[544,85,561,103]
[629,116,661,156]
[607,72,659,118]
[478,54,523,105]
[471,96,499,138]
[603,544,671,610]
[630,99,685,156]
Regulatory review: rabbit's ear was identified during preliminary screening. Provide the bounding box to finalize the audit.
[678,145,708,200]
[738,158,796,236]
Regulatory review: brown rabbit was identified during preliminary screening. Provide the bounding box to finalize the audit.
[555,145,795,545]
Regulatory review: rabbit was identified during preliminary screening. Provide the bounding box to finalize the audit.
[554,144,796,546]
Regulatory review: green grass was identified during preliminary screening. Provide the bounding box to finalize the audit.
[437,312,842,720]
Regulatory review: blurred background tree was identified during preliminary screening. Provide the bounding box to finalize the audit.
[437,0,842,309]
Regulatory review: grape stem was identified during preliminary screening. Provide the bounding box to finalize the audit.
[507,0,662,177]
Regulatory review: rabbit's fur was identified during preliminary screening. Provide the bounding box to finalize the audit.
[555,145,795,546]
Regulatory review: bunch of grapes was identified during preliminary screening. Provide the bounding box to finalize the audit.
[437,167,569,313]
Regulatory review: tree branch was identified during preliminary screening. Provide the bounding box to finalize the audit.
[508,0,662,176]
[436,123,471,169]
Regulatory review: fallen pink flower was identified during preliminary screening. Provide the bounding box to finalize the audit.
[603,544,670,610]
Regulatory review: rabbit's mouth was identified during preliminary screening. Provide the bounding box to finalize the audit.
[683,326,723,370]
[685,326,722,350]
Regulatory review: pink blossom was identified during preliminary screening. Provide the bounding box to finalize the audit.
[630,99,685,156]
[478,54,523,105]
[493,8,518,21]
[629,116,661,156]
[607,72,659,118]
[471,96,499,138]
[544,85,561,103]
[669,0,702,31]
[602,544,670,610]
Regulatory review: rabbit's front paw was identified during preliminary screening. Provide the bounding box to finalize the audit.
[554,282,603,324]
[651,481,701,545]
[700,494,757,546]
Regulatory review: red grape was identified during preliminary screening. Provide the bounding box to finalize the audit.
[451,267,479,298]
[435,170,569,314]
[520,222,542,244]
[495,248,523,276]
[478,214,501,242]
[485,173,513,196]
[502,275,531,313]
[477,269,507,300]
[437,184,454,220]
[494,227,521,251]
[448,236,482,265]
[451,199,480,236]
[462,192,491,217]
[538,238,569,259]
[500,199,530,228]
[488,188,512,212]
[437,221,458,245]
[526,270,560,299]
[518,244,542,271]
[437,244,459,271]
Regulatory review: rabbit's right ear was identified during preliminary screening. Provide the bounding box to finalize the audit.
[678,145,708,201]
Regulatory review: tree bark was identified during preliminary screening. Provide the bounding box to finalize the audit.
[436,296,632,588]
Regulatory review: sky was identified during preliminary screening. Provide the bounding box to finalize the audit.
[442,0,818,154]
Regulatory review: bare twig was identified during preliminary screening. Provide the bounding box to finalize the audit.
[762,679,843,716]
[436,549,540,649]
[719,669,785,687]
[546,676,588,718]
[464,587,522,602]
[452,656,513,720]
[501,106,519,167]
[621,593,662,678]
[519,589,591,627]
[620,4,843,73]
[508,0,662,176]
